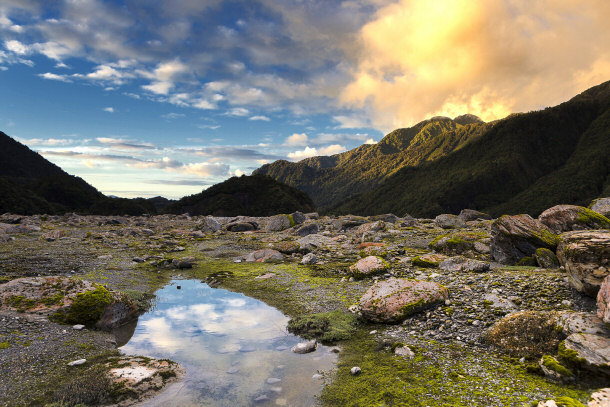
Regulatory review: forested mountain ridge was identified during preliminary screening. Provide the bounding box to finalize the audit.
[254,114,492,208]
[331,80,610,217]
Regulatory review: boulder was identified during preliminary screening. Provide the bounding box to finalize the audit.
[245,249,284,263]
[590,198,610,217]
[439,256,490,273]
[197,216,221,233]
[290,211,306,225]
[266,215,293,232]
[556,230,610,297]
[400,215,418,227]
[534,248,560,269]
[538,205,610,233]
[428,233,480,255]
[458,209,492,221]
[295,223,319,237]
[0,276,137,329]
[272,240,301,254]
[434,214,466,229]
[332,216,368,231]
[562,333,610,377]
[358,278,448,323]
[301,253,317,265]
[349,256,388,277]
[356,221,385,235]
[490,214,559,265]
[226,221,258,232]
[412,253,448,268]
[598,275,610,324]
[483,311,563,356]
[296,234,337,251]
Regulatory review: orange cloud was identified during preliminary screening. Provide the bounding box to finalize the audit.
[341,0,610,131]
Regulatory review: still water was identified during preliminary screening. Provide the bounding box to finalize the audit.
[120,280,337,406]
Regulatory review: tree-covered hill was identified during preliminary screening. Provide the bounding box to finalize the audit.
[330,80,610,217]
[254,115,491,208]
[165,174,315,216]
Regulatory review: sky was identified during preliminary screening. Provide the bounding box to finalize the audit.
[1,0,609,199]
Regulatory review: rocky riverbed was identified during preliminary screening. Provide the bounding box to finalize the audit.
[0,203,609,406]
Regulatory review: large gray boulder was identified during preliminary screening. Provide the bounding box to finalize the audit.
[434,214,466,229]
[349,256,388,277]
[197,216,222,233]
[245,249,283,263]
[538,204,610,233]
[556,230,610,297]
[590,197,610,217]
[439,256,490,273]
[490,214,559,265]
[358,278,448,323]
[266,215,293,232]
[458,209,492,221]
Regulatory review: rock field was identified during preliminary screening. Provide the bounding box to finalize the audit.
[0,203,609,406]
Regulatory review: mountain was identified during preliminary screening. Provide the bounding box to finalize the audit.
[331,80,610,217]
[0,132,166,216]
[165,174,315,216]
[254,114,491,208]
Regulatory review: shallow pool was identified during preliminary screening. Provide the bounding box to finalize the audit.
[120,279,337,406]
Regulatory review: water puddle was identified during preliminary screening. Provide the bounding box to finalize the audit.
[119,279,337,406]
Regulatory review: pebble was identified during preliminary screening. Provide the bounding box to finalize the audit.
[266,378,281,384]
[72,324,85,330]
[350,366,361,375]
[67,359,86,366]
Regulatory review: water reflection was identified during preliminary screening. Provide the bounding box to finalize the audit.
[120,280,336,406]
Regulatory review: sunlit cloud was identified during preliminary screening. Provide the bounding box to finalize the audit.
[102,107,114,113]
[249,115,270,121]
[341,0,610,131]
[284,133,308,146]
[38,72,72,82]
[287,144,345,161]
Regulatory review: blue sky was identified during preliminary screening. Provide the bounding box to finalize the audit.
[1,1,609,198]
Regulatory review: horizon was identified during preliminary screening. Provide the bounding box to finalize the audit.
[1,1,609,199]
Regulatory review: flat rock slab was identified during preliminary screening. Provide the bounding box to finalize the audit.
[557,311,610,337]
[439,256,490,273]
[359,278,448,323]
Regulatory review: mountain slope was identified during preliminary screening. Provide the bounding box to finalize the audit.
[331,80,610,217]
[254,115,491,208]
[165,174,315,216]
[0,132,104,214]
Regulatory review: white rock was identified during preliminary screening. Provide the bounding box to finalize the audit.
[68,359,86,366]
[291,340,317,354]
[350,366,361,375]
[72,324,85,330]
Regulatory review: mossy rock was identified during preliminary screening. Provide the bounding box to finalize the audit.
[287,310,358,344]
[516,256,537,267]
[412,253,446,268]
[534,248,560,269]
[50,286,113,327]
[541,354,574,377]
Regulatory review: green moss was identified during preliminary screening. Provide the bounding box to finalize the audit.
[50,285,113,326]
[157,370,177,381]
[542,355,573,377]
[532,230,560,249]
[0,341,9,349]
[553,396,586,407]
[558,341,586,369]
[287,214,295,227]
[398,298,426,319]
[6,295,37,311]
[577,207,610,228]
[287,310,358,344]
[412,256,439,268]
[41,293,64,306]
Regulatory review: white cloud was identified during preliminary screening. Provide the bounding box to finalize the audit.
[38,72,72,82]
[4,40,29,55]
[180,162,230,177]
[249,115,270,121]
[333,115,371,129]
[226,107,249,117]
[103,107,114,113]
[364,138,377,144]
[284,133,308,146]
[287,144,346,161]
[142,81,173,95]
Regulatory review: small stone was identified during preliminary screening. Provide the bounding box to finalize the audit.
[72,324,85,330]
[312,373,323,380]
[369,330,377,334]
[292,340,317,354]
[394,345,415,358]
[350,366,361,375]
[253,395,269,403]
[68,359,87,366]
[266,378,281,384]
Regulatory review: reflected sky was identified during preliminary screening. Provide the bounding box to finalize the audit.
[120,280,336,407]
